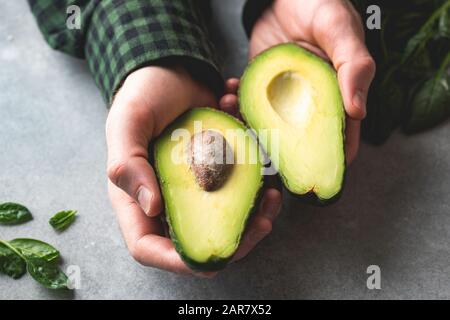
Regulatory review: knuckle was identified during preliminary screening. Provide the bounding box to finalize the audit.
[358,56,377,83]
[128,244,141,264]
[364,56,377,77]
[256,217,273,235]
[129,238,146,266]
[268,188,282,204]
[359,54,376,70]
[107,160,128,186]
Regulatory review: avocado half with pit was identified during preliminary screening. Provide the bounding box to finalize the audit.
[239,43,345,205]
[154,108,263,271]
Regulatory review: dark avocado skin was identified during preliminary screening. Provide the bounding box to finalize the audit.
[282,169,346,207]
[151,108,265,272]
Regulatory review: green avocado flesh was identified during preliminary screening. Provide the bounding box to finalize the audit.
[240,43,345,202]
[154,108,263,270]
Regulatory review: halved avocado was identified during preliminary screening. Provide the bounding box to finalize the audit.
[239,44,345,204]
[154,108,263,271]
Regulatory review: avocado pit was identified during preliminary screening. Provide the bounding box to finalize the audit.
[187,130,233,191]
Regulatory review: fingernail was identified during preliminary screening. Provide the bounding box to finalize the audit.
[137,186,151,215]
[353,90,366,113]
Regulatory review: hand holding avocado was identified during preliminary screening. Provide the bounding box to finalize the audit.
[106,0,376,275]
[23,0,447,278]
[249,0,376,163]
[106,66,282,275]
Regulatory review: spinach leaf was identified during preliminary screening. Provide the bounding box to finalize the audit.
[0,202,33,225]
[0,238,69,289]
[403,54,450,133]
[9,238,60,262]
[438,5,450,37]
[26,256,68,290]
[401,1,450,63]
[0,240,26,279]
[49,210,77,231]
[358,0,450,142]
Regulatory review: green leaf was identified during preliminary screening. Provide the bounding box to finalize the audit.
[402,28,434,63]
[26,256,68,290]
[9,238,60,262]
[49,210,77,231]
[402,49,433,77]
[402,0,450,64]
[0,202,33,225]
[438,4,450,37]
[0,241,26,279]
[0,238,70,290]
[403,54,450,133]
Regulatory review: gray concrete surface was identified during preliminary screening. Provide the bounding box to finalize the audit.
[1,0,449,300]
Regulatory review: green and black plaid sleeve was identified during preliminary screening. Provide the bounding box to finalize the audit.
[28,0,223,104]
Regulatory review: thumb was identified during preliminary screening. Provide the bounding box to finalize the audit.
[337,55,376,120]
[107,156,162,218]
[106,98,163,217]
[313,2,376,120]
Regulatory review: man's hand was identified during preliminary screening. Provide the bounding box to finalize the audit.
[106,67,282,276]
[249,0,376,163]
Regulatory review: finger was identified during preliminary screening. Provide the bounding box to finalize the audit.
[106,99,163,217]
[345,118,361,165]
[225,78,240,94]
[221,78,240,116]
[136,235,217,278]
[109,180,214,277]
[232,188,282,262]
[313,1,376,120]
[220,94,238,109]
[219,93,239,116]
[337,57,376,120]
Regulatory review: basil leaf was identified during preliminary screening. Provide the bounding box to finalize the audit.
[9,238,60,262]
[26,256,68,290]
[0,202,33,225]
[0,240,26,279]
[49,210,77,231]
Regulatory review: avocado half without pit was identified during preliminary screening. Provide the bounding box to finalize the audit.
[239,43,346,204]
[154,108,263,271]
